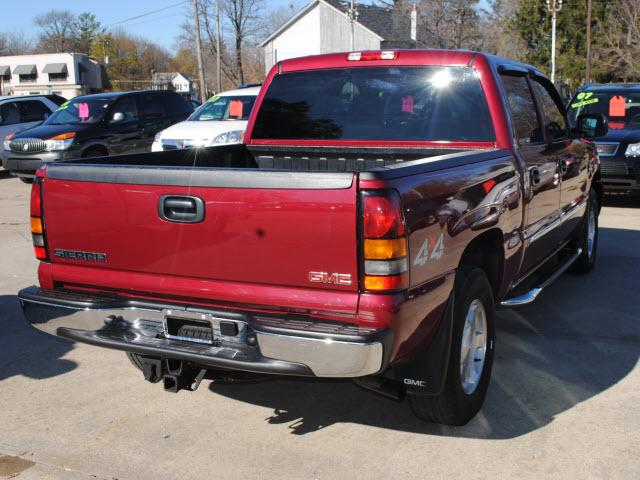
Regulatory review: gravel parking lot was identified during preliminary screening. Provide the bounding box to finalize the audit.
[1,173,639,480]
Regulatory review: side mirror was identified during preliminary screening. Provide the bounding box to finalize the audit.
[111,112,125,123]
[576,113,608,138]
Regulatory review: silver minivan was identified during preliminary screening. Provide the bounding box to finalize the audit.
[0,95,66,167]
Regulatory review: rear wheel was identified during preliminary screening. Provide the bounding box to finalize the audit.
[571,189,598,274]
[408,267,495,425]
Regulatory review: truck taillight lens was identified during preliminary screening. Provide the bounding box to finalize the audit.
[361,190,408,292]
[30,166,48,260]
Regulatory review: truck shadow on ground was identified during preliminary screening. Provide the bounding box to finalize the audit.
[209,226,640,439]
[0,295,77,382]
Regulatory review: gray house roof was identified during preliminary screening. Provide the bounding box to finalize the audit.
[325,0,418,49]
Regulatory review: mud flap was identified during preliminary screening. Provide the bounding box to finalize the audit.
[392,292,454,395]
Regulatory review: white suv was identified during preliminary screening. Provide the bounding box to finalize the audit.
[151,86,260,151]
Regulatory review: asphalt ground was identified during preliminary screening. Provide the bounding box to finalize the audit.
[1,172,638,479]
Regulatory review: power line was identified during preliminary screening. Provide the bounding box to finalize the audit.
[108,1,188,27]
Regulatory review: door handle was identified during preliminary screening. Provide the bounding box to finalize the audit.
[158,195,205,223]
[530,167,541,186]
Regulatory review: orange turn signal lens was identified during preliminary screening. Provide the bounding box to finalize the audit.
[48,132,76,141]
[364,238,407,260]
[363,274,408,291]
[30,217,43,234]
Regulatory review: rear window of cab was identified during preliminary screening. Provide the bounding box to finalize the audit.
[252,66,495,142]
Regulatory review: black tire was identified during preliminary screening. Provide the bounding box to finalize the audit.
[19,177,33,184]
[408,267,495,425]
[82,147,108,159]
[570,189,599,274]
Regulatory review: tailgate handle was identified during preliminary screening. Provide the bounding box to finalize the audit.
[159,195,205,223]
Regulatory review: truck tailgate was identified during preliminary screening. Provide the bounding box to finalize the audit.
[42,169,359,303]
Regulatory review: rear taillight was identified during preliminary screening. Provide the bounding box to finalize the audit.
[30,166,48,260]
[361,190,408,292]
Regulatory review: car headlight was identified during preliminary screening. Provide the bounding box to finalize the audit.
[44,132,76,151]
[211,130,244,144]
[3,132,15,151]
[625,143,640,157]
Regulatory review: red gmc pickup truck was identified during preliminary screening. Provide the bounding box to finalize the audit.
[19,50,604,425]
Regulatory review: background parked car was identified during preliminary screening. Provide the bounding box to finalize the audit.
[1,90,193,182]
[151,86,260,151]
[568,84,640,196]
[0,94,66,165]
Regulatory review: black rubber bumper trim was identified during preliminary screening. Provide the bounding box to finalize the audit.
[58,327,313,377]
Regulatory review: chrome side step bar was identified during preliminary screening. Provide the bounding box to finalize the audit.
[500,248,582,307]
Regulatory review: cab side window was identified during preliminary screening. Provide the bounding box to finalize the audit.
[532,81,568,140]
[501,75,543,146]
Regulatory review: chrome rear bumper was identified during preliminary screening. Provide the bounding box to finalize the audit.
[18,286,391,378]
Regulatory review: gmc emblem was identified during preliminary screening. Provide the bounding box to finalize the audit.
[308,271,352,286]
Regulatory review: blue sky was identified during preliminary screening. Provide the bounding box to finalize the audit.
[5,1,491,54]
[3,0,306,53]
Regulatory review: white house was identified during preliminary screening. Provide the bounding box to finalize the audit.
[0,53,105,99]
[151,72,195,98]
[261,0,419,74]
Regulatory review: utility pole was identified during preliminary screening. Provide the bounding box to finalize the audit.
[192,0,207,103]
[546,0,563,84]
[348,0,358,51]
[216,0,222,93]
[585,0,592,83]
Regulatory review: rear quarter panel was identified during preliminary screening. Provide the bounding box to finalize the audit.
[359,152,523,361]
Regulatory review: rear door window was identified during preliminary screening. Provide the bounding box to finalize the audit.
[252,66,495,142]
[138,94,166,120]
[501,75,544,145]
[532,81,568,140]
[163,93,193,116]
[20,100,52,122]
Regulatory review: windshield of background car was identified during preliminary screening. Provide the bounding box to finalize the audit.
[189,95,256,121]
[46,98,115,125]
[251,66,495,141]
[568,91,640,130]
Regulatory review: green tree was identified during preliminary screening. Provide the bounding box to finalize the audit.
[74,12,105,54]
[510,0,614,86]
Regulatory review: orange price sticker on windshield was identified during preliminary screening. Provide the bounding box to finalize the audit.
[609,96,626,117]
[229,100,243,118]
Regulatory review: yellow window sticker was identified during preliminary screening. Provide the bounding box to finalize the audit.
[571,92,598,108]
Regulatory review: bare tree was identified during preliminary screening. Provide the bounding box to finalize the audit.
[417,0,482,50]
[481,0,526,59]
[601,0,640,80]
[221,0,265,85]
[34,9,77,53]
[0,32,33,55]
